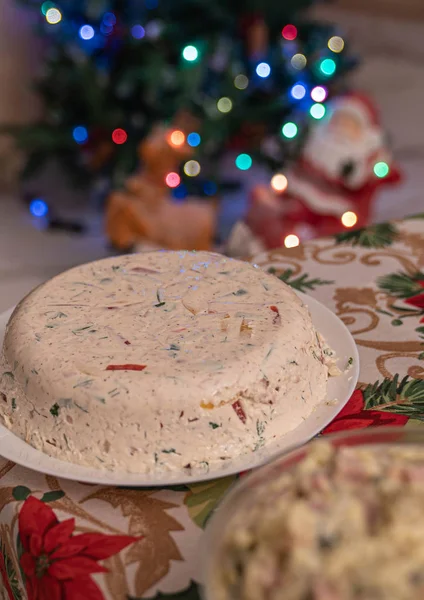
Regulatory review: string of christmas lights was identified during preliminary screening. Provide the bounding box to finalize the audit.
[16,0,360,219]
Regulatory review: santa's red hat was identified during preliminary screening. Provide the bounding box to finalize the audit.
[330,92,381,129]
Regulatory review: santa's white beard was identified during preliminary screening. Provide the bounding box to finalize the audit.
[303,126,382,189]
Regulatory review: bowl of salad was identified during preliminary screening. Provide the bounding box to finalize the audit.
[203,427,424,600]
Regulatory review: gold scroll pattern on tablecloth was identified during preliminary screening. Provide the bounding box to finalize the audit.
[0,216,423,600]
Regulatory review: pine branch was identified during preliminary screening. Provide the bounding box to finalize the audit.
[363,375,424,420]
[335,223,398,248]
[377,271,424,299]
[272,268,334,292]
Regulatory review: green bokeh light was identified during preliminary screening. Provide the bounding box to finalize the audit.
[41,1,55,15]
[319,58,336,76]
[281,122,298,139]
[373,161,390,178]
[310,103,326,119]
[182,45,199,62]
[235,154,252,170]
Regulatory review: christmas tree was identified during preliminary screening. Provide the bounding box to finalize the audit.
[7,0,356,199]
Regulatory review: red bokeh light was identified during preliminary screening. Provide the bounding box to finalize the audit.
[282,24,297,41]
[165,172,181,188]
[112,128,128,144]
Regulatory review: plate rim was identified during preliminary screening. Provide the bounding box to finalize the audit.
[0,293,359,486]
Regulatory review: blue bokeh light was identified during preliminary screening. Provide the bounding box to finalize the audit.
[187,132,201,147]
[131,24,145,39]
[72,126,88,144]
[79,25,95,40]
[102,12,116,26]
[172,184,188,200]
[290,83,307,100]
[256,62,271,78]
[145,0,159,7]
[100,22,113,35]
[30,199,49,218]
[204,182,218,196]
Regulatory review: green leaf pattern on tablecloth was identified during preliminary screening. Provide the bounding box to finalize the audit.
[40,490,65,503]
[11,487,31,502]
[335,222,398,247]
[184,476,237,529]
[12,487,65,504]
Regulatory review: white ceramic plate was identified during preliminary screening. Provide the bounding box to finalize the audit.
[0,292,359,486]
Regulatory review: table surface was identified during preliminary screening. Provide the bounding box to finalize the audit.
[0,215,423,600]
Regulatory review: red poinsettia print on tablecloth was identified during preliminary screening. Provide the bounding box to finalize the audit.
[322,389,408,435]
[405,294,424,310]
[18,496,140,600]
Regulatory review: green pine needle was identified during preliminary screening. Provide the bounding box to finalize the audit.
[335,223,398,248]
[272,268,334,292]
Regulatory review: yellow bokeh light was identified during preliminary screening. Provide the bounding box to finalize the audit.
[271,174,288,192]
[234,74,249,90]
[168,130,185,147]
[184,160,201,177]
[284,234,300,248]
[341,211,358,228]
[217,97,233,113]
[291,53,307,70]
[328,36,345,53]
[46,7,62,24]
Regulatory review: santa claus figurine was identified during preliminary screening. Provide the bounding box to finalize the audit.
[244,92,402,250]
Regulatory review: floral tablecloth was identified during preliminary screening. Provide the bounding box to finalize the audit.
[1,215,424,600]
